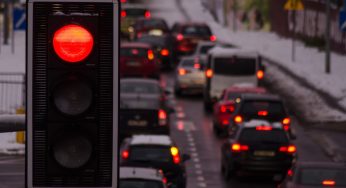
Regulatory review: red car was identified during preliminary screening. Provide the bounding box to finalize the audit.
[120,42,160,79]
[171,22,216,56]
[212,86,267,136]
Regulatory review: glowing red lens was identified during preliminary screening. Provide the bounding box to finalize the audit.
[147,50,155,60]
[176,34,184,41]
[178,68,186,75]
[194,63,201,69]
[120,0,126,3]
[231,143,249,152]
[158,109,167,120]
[257,70,264,79]
[122,150,129,159]
[287,169,293,177]
[257,110,268,116]
[121,10,127,18]
[322,180,336,186]
[161,49,169,56]
[220,105,234,113]
[234,115,243,124]
[205,69,213,78]
[256,126,272,131]
[144,10,151,18]
[53,24,94,63]
[279,145,296,153]
[210,35,217,41]
[222,119,229,125]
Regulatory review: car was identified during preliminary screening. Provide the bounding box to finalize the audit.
[120,78,173,140]
[229,93,292,136]
[203,47,265,111]
[174,57,206,95]
[278,162,346,188]
[121,4,151,39]
[136,34,174,69]
[120,42,160,79]
[120,166,168,188]
[192,41,216,66]
[120,135,190,188]
[221,125,296,180]
[212,86,267,136]
[171,22,216,57]
[131,17,170,40]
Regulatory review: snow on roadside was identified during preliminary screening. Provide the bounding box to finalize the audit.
[0,31,26,73]
[0,132,25,155]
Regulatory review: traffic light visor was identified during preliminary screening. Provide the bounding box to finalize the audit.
[53,24,94,63]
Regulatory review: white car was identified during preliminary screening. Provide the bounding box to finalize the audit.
[120,167,168,188]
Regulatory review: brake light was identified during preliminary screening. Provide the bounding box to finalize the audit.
[160,49,169,56]
[122,150,129,159]
[234,115,243,124]
[205,69,213,78]
[256,126,272,131]
[120,0,126,2]
[178,68,187,75]
[194,63,201,69]
[222,119,229,125]
[176,34,184,41]
[287,169,293,177]
[170,147,181,164]
[231,143,249,152]
[322,180,336,186]
[282,117,290,131]
[144,10,151,18]
[257,70,264,79]
[121,10,127,18]
[158,109,167,126]
[257,110,268,116]
[162,177,168,184]
[210,35,217,42]
[279,145,296,153]
[220,105,234,113]
[147,50,155,60]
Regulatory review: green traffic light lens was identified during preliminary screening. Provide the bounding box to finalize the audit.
[53,133,92,169]
[53,80,92,116]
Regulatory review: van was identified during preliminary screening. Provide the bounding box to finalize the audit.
[203,47,264,111]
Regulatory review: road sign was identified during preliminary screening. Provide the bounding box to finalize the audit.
[284,0,304,11]
[340,10,346,32]
[12,7,26,30]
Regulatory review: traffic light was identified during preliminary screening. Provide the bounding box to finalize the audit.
[26,0,119,187]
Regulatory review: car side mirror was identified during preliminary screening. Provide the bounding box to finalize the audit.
[182,154,190,162]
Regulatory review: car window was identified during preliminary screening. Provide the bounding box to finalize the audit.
[239,129,289,144]
[119,179,164,188]
[227,92,242,100]
[121,48,148,57]
[182,25,211,36]
[180,59,195,67]
[121,82,160,94]
[129,146,172,163]
[298,168,346,186]
[213,57,256,76]
[240,101,286,119]
[124,8,147,17]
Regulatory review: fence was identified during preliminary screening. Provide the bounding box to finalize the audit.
[0,72,25,114]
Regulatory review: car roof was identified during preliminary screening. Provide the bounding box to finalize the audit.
[122,4,148,9]
[240,93,282,102]
[130,135,173,146]
[208,46,258,58]
[121,42,151,48]
[174,21,209,27]
[120,78,159,85]
[240,119,284,129]
[224,86,267,94]
[120,166,164,181]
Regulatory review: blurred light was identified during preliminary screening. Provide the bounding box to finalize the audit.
[177,121,184,131]
[322,180,336,186]
[178,68,187,75]
[161,49,169,56]
[147,50,155,60]
[144,10,151,18]
[122,150,129,159]
[256,126,272,131]
[257,70,264,79]
[234,115,243,124]
[176,34,184,41]
[257,110,268,116]
[121,10,127,18]
[205,69,213,78]
[131,49,139,55]
[210,35,217,42]
[231,143,248,152]
[194,63,201,69]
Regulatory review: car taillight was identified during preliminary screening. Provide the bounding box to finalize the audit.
[279,145,296,153]
[234,115,243,124]
[120,0,126,3]
[220,104,234,113]
[147,50,155,60]
[160,49,169,56]
[221,119,229,125]
[257,110,268,116]
[178,68,187,75]
[257,70,264,79]
[158,109,167,126]
[121,10,127,18]
[144,10,151,18]
[170,147,181,164]
[210,35,217,42]
[287,169,293,177]
[322,180,336,186]
[176,34,184,41]
[231,143,249,152]
[194,63,201,69]
[256,126,272,131]
[53,24,94,63]
[122,150,129,159]
[282,117,291,131]
[205,69,213,78]
[162,177,168,184]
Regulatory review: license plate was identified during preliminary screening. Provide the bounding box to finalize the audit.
[127,61,141,66]
[128,120,148,127]
[254,151,275,157]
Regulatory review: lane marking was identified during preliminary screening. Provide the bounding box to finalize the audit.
[198,182,207,187]
[197,176,205,181]
[194,164,201,169]
[189,147,197,152]
[193,157,200,163]
[195,170,203,175]
[189,142,195,147]
[176,112,185,119]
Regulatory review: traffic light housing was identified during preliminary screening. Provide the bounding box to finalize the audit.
[27,0,119,187]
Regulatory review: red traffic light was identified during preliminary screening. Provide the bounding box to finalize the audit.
[53,24,94,63]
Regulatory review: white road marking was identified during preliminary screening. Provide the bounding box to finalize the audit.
[176,112,185,118]
[198,182,207,187]
[189,142,195,147]
[191,152,198,157]
[195,170,203,175]
[194,164,201,169]
[197,176,205,181]
[189,147,197,152]
[193,157,200,163]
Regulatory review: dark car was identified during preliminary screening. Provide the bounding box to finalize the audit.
[221,125,296,180]
[230,93,292,135]
[171,22,216,57]
[132,18,170,40]
[279,162,346,188]
[120,42,160,79]
[136,34,174,69]
[120,167,168,188]
[120,135,190,188]
[121,4,151,39]
[120,78,172,140]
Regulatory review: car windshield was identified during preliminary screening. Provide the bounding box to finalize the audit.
[213,57,256,75]
[124,8,147,17]
[121,82,160,94]
[121,48,148,57]
[129,146,172,163]
[239,129,289,144]
[119,179,164,188]
[182,25,211,36]
[240,101,286,119]
[299,168,346,186]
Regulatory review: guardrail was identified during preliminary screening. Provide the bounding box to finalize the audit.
[0,72,25,114]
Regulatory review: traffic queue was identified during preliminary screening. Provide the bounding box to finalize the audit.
[118,1,344,188]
